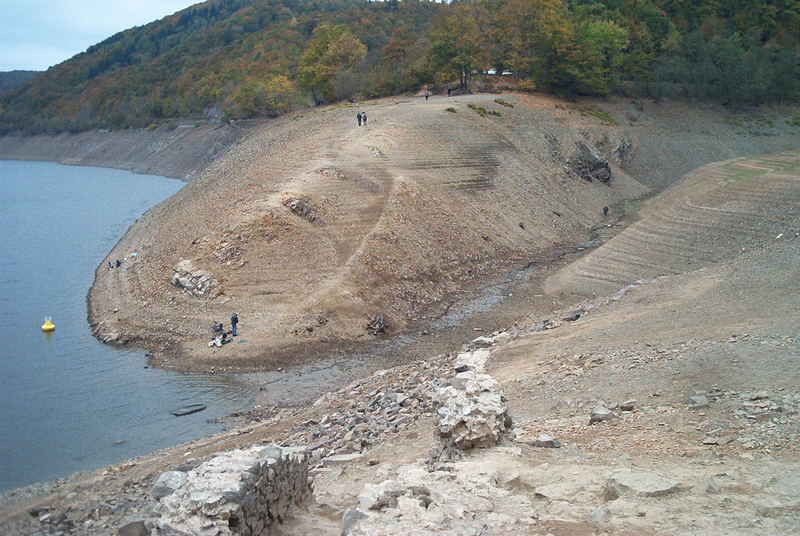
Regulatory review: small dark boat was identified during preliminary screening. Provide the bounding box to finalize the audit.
[171,404,207,416]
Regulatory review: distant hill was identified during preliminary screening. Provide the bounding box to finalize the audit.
[1,0,797,135]
[0,71,39,94]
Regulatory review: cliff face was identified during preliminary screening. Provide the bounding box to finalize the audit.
[0,122,251,180]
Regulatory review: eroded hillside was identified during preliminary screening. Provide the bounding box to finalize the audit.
[88,95,799,371]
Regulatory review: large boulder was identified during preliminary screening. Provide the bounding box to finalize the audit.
[171,259,220,298]
[149,445,309,535]
[453,348,490,373]
[434,371,510,449]
[604,469,681,499]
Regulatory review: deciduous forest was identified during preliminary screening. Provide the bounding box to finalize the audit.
[1,0,797,134]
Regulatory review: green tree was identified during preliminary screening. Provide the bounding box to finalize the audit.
[559,18,629,96]
[297,24,367,104]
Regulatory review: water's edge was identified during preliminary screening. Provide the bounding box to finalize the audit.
[0,122,249,181]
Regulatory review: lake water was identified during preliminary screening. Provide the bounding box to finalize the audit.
[0,160,256,492]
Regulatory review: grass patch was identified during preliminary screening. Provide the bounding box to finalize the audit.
[467,103,488,117]
[564,103,619,125]
[445,107,457,113]
[722,162,766,182]
[788,114,800,127]
[494,98,514,108]
[467,103,501,117]
[623,199,646,215]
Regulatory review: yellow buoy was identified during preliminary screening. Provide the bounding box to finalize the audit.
[41,317,55,332]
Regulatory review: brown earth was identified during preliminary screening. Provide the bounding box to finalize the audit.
[1,148,798,535]
[84,94,799,374]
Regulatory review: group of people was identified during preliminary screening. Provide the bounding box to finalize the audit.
[209,313,239,348]
[106,259,122,270]
[356,111,368,126]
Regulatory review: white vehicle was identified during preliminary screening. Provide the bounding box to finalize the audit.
[501,70,514,76]
[486,69,497,75]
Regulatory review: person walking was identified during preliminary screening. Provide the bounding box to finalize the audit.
[424,90,429,101]
[362,112,367,126]
[357,112,362,126]
[231,313,239,336]
[447,87,452,97]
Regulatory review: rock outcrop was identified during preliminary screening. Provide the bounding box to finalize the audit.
[568,141,611,183]
[149,445,309,535]
[171,259,220,298]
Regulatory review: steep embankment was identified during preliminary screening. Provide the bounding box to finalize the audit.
[85,94,800,371]
[0,122,251,179]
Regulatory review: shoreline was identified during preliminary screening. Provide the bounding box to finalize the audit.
[7,95,800,378]
[0,121,251,181]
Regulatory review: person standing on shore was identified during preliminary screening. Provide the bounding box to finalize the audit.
[231,313,239,336]
[357,112,362,126]
[424,90,429,100]
[362,112,367,126]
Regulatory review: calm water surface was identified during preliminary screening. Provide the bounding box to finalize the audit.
[0,160,256,492]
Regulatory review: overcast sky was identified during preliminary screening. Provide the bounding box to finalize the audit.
[0,0,199,71]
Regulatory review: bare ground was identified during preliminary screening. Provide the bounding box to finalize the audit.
[86,94,799,374]
[1,97,799,535]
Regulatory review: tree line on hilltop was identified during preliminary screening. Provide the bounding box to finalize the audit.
[1,0,798,134]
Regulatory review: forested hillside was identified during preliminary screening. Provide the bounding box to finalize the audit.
[0,71,40,94]
[1,0,798,134]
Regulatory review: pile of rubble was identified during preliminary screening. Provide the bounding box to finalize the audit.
[566,141,611,183]
[280,355,453,466]
[434,349,511,449]
[339,336,513,535]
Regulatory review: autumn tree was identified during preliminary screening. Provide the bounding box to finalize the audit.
[297,24,367,104]
[494,0,572,87]
[429,4,490,88]
[228,75,297,117]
